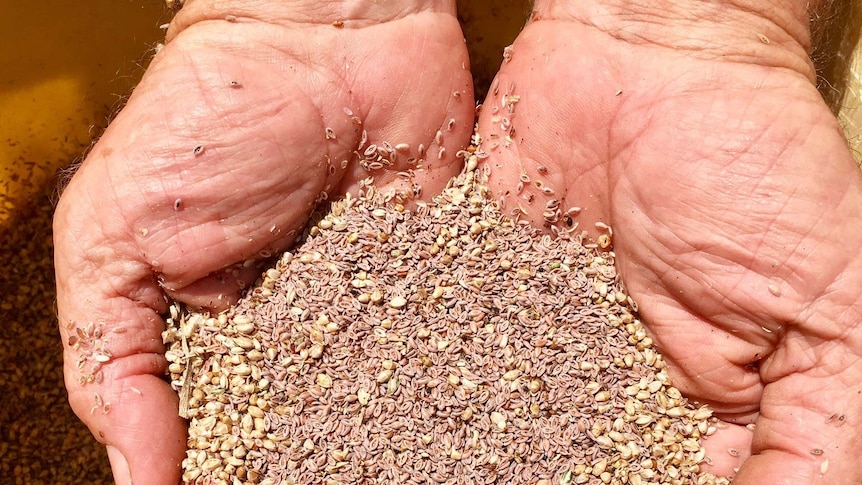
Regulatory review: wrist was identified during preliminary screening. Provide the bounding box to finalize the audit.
[167,0,456,41]
[531,0,817,81]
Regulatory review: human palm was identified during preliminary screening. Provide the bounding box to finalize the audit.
[54,3,473,484]
[479,11,862,484]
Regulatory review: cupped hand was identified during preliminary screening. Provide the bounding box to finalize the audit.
[53,1,473,484]
[478,1,862,483]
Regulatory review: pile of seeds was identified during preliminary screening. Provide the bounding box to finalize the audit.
[165,147,728,485]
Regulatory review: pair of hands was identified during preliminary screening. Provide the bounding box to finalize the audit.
[54,0,862,484]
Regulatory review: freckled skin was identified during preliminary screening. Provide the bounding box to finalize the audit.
[479,3,862,484]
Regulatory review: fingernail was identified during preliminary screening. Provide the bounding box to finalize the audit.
[106,445,132,485]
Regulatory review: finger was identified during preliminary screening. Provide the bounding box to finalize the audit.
[55,206,185,485]
[698,422,753,477]
[731,346,862,484]
[474,25,618,239]
[162,264,268,312]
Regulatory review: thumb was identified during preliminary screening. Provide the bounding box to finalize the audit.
[732,342,862,484]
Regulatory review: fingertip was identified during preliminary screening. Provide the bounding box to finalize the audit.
[107,445,132,485]
[99,376,186,485]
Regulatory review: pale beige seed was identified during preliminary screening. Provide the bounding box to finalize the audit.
[387,376,399,394]
[490,411,507,431]
[768,283,781,297]
[598,234,611,249]
[308,344,324,360]
[316,373,333,388]
[460,407,474,420]
[330,449,349,461]
[389,296,407,309]
[376,369,394,383]
[232,314,251,325]
[529,378,542,393]
[502,369,521,381]
[357,388,371,405]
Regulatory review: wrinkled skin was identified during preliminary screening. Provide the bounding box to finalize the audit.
[479,1,862,483]
[54,1,862,485]
[54,2,473,484]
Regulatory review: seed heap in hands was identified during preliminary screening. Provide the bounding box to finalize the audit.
[165,148,728,485]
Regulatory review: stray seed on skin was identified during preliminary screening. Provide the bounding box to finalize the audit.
[438,147,446,160]
[821,459,829,474]
[193,145,205,157]
[225,14,237,22]
[325,127,336,140]
[758,33,770,44]
[332,20,344,27]
[502,44,514,62]
[727,448,740,457]
[768,284,781,297]
[598,234,611,249]
[174,198,182,211]
[130,387,143,396]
